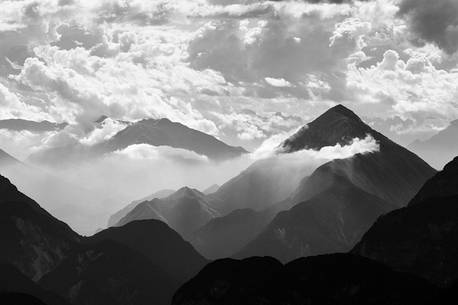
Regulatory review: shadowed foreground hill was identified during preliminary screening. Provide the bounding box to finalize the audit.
[90,220,208,283]
[353,157,458,286]
[173,254,438,305]
[0,174,206,305]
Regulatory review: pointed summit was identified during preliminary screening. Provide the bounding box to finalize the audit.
[281,104,372,152]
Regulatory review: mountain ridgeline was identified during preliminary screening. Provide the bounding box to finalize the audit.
[0,174,207,305]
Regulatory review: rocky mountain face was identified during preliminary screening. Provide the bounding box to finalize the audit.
[353,156,458,287]
[172,254,439,305]
[409,120,458,169]
[117,187,220,239]
[284,104,436,208]
[231,105,435,261]
[0,119,67,133]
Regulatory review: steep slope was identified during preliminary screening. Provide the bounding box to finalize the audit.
[107,189,175,227]
[237,174,392,262]
[117,187,220,239]
[39,240,176,305]
[172,254,438,305]
[0,264,71,305]
[190,209,274,259]
[210,104,434,215]
[96,118,247,161]
[90,220,208,284]
[0,175,80,281]
[208,156,314,214]
[409,120,458,169]
[0,176,203,305]
[284,104,436,208]
[353,157,458,286]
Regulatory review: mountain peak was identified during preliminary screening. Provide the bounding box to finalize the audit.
[281,104,371,152]
[325,104,362,121]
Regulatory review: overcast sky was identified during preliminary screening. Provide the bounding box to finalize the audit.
[1,0,458,156]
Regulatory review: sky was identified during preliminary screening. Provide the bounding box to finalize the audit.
[1,0,458,156]
[1,0,458,234]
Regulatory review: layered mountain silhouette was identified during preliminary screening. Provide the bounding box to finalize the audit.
[107,188,175,227]
[0,175,208,305]
[353,156,458,286]
[29,117,247,165]
[232,105,435,260]
[409,120,458,169]
[0,119,67,133]
[116,187,220,239]
[237,174,392,262]
[208,156,313,214]
[190,209,274,259]
[172,254,438,305]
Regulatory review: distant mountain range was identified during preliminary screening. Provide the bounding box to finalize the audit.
[29,118,247,164]
[116,187,220,239]
[0,119,67,133]
[409,119,458,169]
[107,105,436,261]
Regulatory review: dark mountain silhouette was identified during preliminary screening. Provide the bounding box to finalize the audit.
[0,264,71,305]
[39,240,175,305]
[172,254,438,305]
[353,156,458,287]
[107,189,175,227]
[117,187,220,239]
[0,175,208,305]
[90,220,208,284]
[0,293,50,305]
[191,209,274,259]
[0,174,80,281]
[409,120,458,169]
[237,175,392,262]
[230,105,434,261]
[0,119,67,133]
[95,118,247,161]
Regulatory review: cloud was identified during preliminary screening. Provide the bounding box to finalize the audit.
[265,77,293,87]
[399,0,458,54]
[113,144,210,164]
